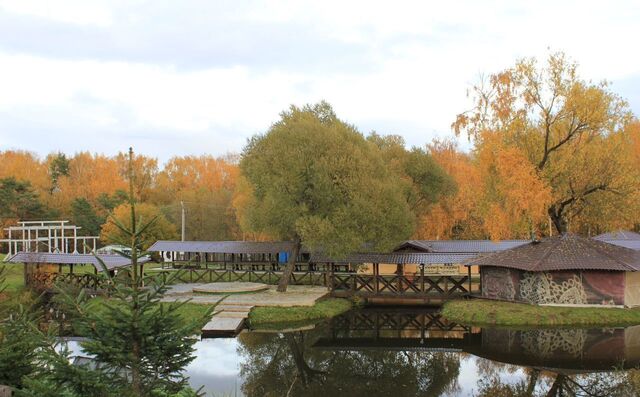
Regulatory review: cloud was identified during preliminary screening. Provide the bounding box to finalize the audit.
[0,0,639,162]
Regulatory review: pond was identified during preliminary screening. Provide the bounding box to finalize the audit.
[67,307,640,396]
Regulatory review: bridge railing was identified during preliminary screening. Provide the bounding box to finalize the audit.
[329,273,472,297]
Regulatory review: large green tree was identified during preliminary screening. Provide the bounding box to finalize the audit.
[70,198,103,236]
[240,102,416,291]
[367,133,456,217]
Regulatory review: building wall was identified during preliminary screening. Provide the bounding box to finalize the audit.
[625,272,640,307]
[481,266,626,305]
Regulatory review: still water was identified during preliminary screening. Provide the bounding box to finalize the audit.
[70,307,640,396]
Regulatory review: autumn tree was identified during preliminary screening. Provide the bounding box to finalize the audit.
[100,203,178,249]
[153,155,241,240]
[115,152,158,202]
[420,138,552,240]
[0,151,49,196]
[240,102,416,292]
[454,52,638,234]
[51,152,128,216]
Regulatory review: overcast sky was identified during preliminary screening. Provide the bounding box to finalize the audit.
[1,0,639,163]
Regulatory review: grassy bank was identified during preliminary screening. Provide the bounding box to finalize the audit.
[442,299,640,327]
[248,298,352,330]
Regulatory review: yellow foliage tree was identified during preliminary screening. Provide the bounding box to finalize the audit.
[100,202,178,249]
[453,52,639,234]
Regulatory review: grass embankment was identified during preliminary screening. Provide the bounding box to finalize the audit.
[248,298,352,330]
[81,297,215,334]
[442,299,640,327]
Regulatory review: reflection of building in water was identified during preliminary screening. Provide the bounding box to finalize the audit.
[316,309,640,372]
[473,326,640,371]
[467,233,640,306]
[520,329,587,359]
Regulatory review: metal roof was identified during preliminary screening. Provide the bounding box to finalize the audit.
[596,240,640,251]
[394,239,530,253]
[465,233,640,272]
[148,240,295,254]
[6,252,149,271]
[311,252,478,264]
[593,231,640,241]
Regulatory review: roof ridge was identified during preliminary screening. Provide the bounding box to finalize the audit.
[531,237,563,272]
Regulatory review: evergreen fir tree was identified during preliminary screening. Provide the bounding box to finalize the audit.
[20,148,209,397]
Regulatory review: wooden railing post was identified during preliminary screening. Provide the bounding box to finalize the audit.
[374,263,379,294]
[420,263,425,294]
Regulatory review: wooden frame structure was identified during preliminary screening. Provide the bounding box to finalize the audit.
[1,220,99,258]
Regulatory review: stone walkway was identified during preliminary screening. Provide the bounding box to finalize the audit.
[161,283,329,337]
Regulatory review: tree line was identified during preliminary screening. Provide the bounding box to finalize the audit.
[2,52,640,251]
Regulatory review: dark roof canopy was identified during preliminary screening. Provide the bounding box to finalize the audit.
[465,233,640,272]
[6,252,148,271]
[394,239,530,253]
[311,252,478,264]
[148,240,295,255]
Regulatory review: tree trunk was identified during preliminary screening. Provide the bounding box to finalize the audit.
[526,369,540,396]
[548,206,568,234]
[277,237,301,292]
[545,374,565,397]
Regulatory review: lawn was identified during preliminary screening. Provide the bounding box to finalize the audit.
[248,298,352,330]
[442,299,640,327]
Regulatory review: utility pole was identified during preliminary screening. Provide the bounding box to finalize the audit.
[180,201,186,241]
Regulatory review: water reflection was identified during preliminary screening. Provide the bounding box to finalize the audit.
[65,308,640,396]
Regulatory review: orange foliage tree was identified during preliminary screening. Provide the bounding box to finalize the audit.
[453,52,639,235]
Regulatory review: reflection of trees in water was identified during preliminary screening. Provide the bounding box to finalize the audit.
[475,369,638,397]
[237,330,461,397]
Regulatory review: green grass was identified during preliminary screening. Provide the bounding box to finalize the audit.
[248,298,352,330]
[442,299,640,327]
[79,297,215,334]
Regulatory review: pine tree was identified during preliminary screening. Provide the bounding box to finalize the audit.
[20,148,210,397]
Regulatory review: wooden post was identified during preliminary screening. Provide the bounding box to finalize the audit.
[467,266,472,294]
[420,263,425,294]
[374,263,379,294]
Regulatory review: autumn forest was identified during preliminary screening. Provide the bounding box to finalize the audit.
[2,53,640,247]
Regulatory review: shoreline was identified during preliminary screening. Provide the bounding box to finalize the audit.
[441,299,640,327]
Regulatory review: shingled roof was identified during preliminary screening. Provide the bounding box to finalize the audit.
[464,233,640,272]
[394,239,530,253]
[6,252,149,271]
[148,240,295,254]
[310,252,478,264]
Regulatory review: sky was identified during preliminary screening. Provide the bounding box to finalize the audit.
[1,0,639,163]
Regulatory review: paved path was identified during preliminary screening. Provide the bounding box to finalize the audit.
[162,284,329,337]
